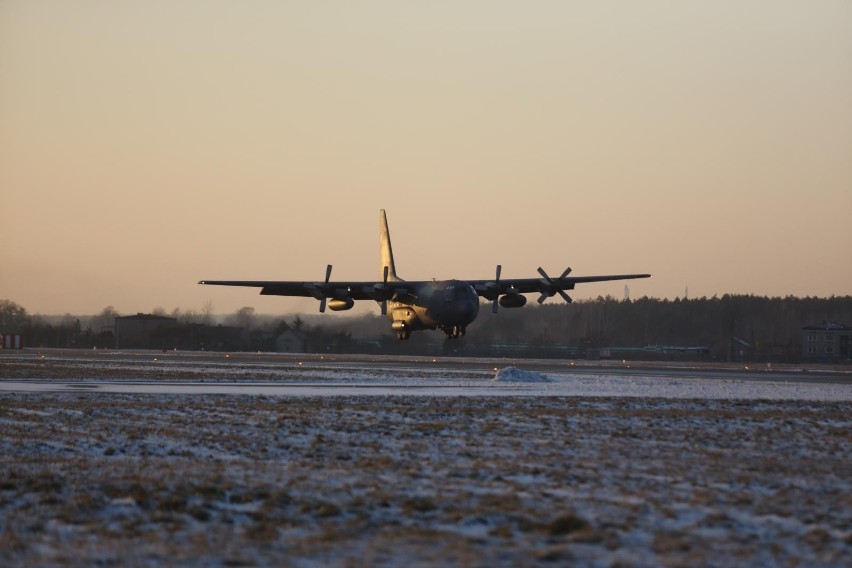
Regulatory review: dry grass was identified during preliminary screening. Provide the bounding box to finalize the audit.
[0,390,850,566]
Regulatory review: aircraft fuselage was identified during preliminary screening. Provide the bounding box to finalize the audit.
[387,279,479,339]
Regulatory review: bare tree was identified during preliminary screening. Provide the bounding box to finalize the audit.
[0,299,29,332]
[233,306,256,329]
[88,306,120,334]
[201,300,215,325]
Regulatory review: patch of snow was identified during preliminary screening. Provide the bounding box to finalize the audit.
[492,366,552,383]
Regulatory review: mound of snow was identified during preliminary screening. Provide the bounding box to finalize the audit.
[493,366,551,383]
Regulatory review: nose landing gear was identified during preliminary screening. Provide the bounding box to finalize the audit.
[391,317,413,340]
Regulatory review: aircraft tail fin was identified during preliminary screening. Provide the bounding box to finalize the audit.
[379,209,400,281]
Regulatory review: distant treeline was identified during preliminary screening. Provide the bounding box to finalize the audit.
[2,295,851,362]
[312,295,852,362]
[464,294,852,361]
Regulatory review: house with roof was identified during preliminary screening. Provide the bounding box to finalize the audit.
[802,321,851,363]
[275,329,307,353]
[115,313,177,349]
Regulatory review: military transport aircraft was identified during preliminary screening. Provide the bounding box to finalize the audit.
[199,210,650,340]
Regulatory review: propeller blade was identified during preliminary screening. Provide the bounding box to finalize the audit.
[537,267,552,303]
[317,264,332,312]
[379,265,390,314]
[536,267,573,304]
[492,264,502,313]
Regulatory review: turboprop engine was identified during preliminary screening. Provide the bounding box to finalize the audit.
[499,293,527,308]
[327,298,354,311]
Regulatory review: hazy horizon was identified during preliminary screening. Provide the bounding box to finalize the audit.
[14,291,852,323]
[2,2,851,316]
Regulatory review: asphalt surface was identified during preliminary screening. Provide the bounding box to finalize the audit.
[1,348,850,392]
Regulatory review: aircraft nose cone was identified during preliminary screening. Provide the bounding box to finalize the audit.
[460,298,479,323]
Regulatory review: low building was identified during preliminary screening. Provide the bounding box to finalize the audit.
[802,321,851,363]
[275,330,306,353]
[115,313,177,349]
[0,333,24,349]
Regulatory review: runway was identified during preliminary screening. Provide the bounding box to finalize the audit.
[1,349,850,400]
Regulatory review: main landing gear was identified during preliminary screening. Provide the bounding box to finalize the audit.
[444,325,466,339]
[394,326,465,340]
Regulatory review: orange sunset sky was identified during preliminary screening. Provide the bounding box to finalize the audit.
[1,1,850,316]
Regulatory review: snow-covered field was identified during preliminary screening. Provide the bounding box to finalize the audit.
[1,353,851,566]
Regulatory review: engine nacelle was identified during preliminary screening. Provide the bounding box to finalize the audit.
[499,293,527,308]
[391,307,418,324]
[327,298,354,311]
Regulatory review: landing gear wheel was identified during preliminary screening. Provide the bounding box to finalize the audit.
[444,325,466,339]
[396,330,411,340]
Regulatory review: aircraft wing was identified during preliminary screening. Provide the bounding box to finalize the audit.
[467,269,651,304]
[197,279,413,301]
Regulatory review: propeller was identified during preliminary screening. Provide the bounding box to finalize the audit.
[316,264,333,313]
[362,266,393,315]
[379,265,389,315]
[474,265,503,312]
[537,266,573,304]
[492,264,502,313]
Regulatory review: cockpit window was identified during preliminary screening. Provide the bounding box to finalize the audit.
[438,281,472,299]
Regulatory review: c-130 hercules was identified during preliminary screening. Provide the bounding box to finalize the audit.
[200,210,650,340]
